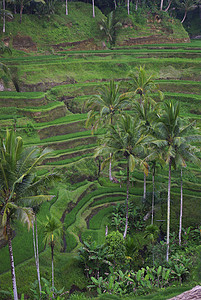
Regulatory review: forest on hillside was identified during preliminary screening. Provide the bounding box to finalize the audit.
[1,0,201,37]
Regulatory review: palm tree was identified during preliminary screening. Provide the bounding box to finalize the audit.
[99,11,122,48]
[152,101,181,261]
[175,0,199,23]
[160,0,164,10]
[43,215,63,289]
[165,0,173,12]
[31,172,59,294]
[172,124,201,246]
[0,42,20,92]
[30,172,59,294]
[131,96,160,202]
[95,114,148,238]
[86,80,128,181]
[150,101,201,260]
[126,66,163,105]
[0,130,51,300]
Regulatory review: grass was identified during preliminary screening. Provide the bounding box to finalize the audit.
[0,91,45,98]
[18,101,64,112]
[123,284,194,299]
[88,206,116,230]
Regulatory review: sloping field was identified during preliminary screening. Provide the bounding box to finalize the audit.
[0,40,201,297]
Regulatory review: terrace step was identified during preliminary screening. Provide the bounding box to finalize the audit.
[44,135,97,150]
[0,92,47,107]
[43,147,95,164]
[19,104,67,123]
[38,120,86,139]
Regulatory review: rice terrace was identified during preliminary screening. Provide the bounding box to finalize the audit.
[0,1,201,299]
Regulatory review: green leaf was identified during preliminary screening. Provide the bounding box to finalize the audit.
[157,266,162,277]
[129,154,135,172]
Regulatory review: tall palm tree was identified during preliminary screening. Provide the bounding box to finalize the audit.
[30,172,59,294]
[86,80,128,181]
[152,101,181,261]
[172,124,201,246]
[0,130,51,300]
[131,96,160,201]
[95,114,148,238]
[150,101,201,260]
[43,215,63,289]
[175,0,199,23]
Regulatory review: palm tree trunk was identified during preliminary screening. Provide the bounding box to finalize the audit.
[51,241,54,288]
[166,159,171,262]
[32,218,41,294]
[66,0,68,15]
[123,160,129,239]
[136,0,138,10]
[92,0,95,18]
[181,10,187,23]
[109,153,113,181]
[3,0,5,33]
[143,172,146,200]
[151,168,155,225]
[179,168,183,246]
[7,220,18,300]
[160,0,164,11]
[20,0,24,24]
[114,0,117,9]
[127,0,130,15]
[165,0,172,12]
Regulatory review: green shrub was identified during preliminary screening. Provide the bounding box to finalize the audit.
[105,231,126,267]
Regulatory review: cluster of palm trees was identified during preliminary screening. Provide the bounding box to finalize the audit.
[0,130,62,300]
[86,66,201,262]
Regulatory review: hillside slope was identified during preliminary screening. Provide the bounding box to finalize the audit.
[1,2,190,53]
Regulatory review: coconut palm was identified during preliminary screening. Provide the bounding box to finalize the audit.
[43,215,63,289]
[0,42,20,92]
[131,97,160,201]
[99,11,122,48]
[86,80,128,130]
[95,114,148,238]
[151,100,201,260]
[172,123,201,246]
[0,130,51,300]
[151,101,181,261]
[126,66,163,105]
[175,0,199,23]
[30,172,59,294]
[86,80,128,181]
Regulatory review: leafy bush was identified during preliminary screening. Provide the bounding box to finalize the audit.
[105,231,126,267]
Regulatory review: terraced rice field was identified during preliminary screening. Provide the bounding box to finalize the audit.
[0,41,201,279]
